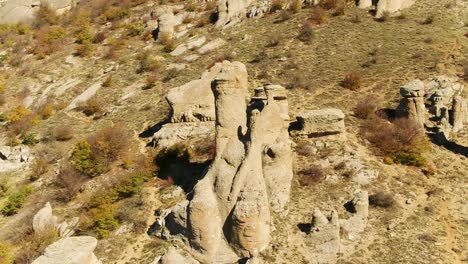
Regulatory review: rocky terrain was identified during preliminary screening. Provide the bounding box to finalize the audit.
[0,0,466,263]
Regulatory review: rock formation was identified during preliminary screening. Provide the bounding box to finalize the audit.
[0,0,79,24]
[0,145,31,172]
[156,61,293,263]
[306,209,341,263]
[32,236,101,264]
[152,247,199,264]
[157,12,177,41]
[396,79,426,128]
[451,96,467,132]
[296,108,346,136]
[33,202,78,237]
[340,191,369,240]
[375,0,415,18]
[215,0,256,27]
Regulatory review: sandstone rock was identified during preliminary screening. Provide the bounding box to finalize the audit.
[215,0,255,27]
[184,54,200,62]
[340,191,369,240]
[66,82,102,110]
[158,62,293,263]
[357,0,372,8]
[307,209,341,263]
[424,76,464,105]
[376,0,415,18]
[32,202,78,238]
[157,12,176,40]
[396,80,426,128]
[156,247,199,264]
[0,145,31,172]
[171,44,188,56]
[296,108,345,136]
[198,38,226,54]
[450,96,466,132]
[32,202,57,234]
[186,36,206,50]
[0,0,78,24]
[153,122,214,149]
[32,236,101,264]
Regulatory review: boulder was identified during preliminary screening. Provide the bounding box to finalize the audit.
[296,108,346,136]
[198,38,226,54]
[306,209,341,263]
[424,76,464,106]
[32,236,101,264]
[157,12,176,40]
[152,122,214,149]
[0,0,79,24]
[0,145,32,172]
[376,0,415,18]
[340,191,369,240]
[155,247,199,264]
[32,202,57,234]
[215,0,256,27]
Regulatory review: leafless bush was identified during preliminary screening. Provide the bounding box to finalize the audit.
[299,165,325,186]
[353,95,379,119]
[369,191,396,208]
[341,71,362,91]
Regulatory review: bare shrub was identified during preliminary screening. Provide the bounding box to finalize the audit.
[320,0,338,10]
[290,0,302,13]
[341,71,362,91]
[360,117,430,166]
[137,51,164,73]
[55,127,74,141]
[271,0,286,12]
[298,22,315,43]
[296,141,315,156]
[56,167,88,201]
[77,97,104,117]
[93,31,107,43]
[308,7,328,25]
[30,158,49,181]
[353,95,379,119]
[369,191,396,208]
[299,165,325,186]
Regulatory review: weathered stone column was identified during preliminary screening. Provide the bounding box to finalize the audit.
[451,96,466,132]
[396,80,426,128]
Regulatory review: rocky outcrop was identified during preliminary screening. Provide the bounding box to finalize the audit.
[32,236,101,264]
[425,75,464,105]
[306,209,341,263]
[33,202,78,238]
[215,0,256,27]
[0,0,78,24]
[375,0,415,18]
[340,191,369,240]
[153,247,199,264]
[451,96,467,132]
[157,61,293,263]
[396,80,426,128]
[296,108,346,136]
[0,145,31,172]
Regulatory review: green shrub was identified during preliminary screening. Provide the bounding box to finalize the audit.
[0,180,8,198]
[74,40,94,57]
[114,171,151,199]
[22,133,39,146]
[75,27,93,44]
[86,203,119,239]
[0,242,15,264]
[1,186,33,216]
[391,152,426,167]
[126,21,144,37]
[70,140,102,177]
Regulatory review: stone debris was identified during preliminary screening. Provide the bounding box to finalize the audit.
[152,247,200,264]
[340,191,369,240]
[157,61,293,263]
[32,236,101,264]
[296,108,346,136]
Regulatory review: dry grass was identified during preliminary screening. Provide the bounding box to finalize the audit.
[353,95,380,119]
[299,165,325,186]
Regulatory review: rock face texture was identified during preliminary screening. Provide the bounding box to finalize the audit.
[296,108,345,136]
[215,0,255,27]
[340,191,369,240]
[157,12,177,40]
[153,247,200,264]
[396,80,426,128]
[451,96,467,132]
[32,236,101,264]
[157,61,293,263]
[0,145,31,172]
